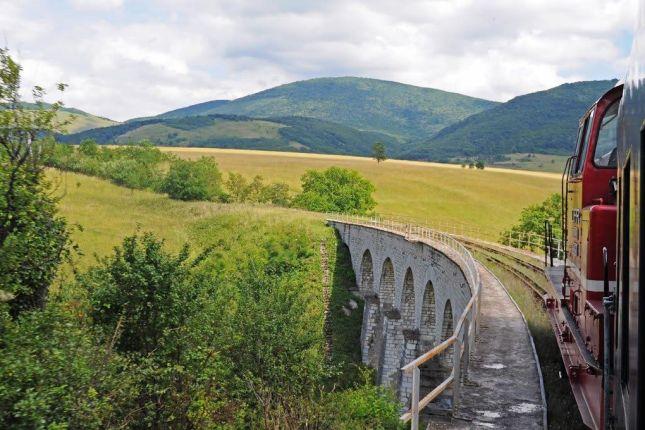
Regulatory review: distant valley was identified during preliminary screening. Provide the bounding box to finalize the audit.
[59,76,619,168]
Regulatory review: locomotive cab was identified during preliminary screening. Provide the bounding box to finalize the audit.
[546,83,623,430]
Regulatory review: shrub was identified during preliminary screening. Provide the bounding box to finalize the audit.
[0,305,138,429]
[78,138,99,157]
[500,193,561,249]
[293,167,376,214]
[161,157,223,201]
[86,232,210,356]
[225,172,292,206]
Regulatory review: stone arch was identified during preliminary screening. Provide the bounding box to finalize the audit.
[396,268,419,405]
[401,268,415,328]
[379,258,395,306]
[359,249,374,294]
[419,281,436,349]
[441,300,454,369]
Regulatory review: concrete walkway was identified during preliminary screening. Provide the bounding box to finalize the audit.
[428,263,545,429]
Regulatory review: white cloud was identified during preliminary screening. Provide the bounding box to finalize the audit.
[0,0,638,120]
[69,0,123,11]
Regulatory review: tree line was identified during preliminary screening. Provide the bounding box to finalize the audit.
[49,139,377,215]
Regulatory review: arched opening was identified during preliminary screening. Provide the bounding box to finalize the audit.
[418,282,441,407]
[379,258,395,307]
[419,281,436,350]
[397,268,418,404]
[401,268,415,328]
[440,300,454,369]
[360,250,374,294]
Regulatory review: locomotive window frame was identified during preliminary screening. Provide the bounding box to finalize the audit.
[592,99,620,169]
[574,110,594,176]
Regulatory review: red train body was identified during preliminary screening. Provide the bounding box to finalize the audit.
[543,6,644,428]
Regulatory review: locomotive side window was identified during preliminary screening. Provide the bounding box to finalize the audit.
[575,111,594,174]
[593,100,619,168]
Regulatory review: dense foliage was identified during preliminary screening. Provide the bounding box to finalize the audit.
[0,48,71,316]
[58,113,402,157]
[49,140,166,190]
[225,173,291,206]
[405,80,617,161]
[161,157,224,201]
[500,193,562,249]
[293,167,376,214]
[0,305,139,429]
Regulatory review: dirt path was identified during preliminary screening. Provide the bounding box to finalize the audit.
[444,264,545,429]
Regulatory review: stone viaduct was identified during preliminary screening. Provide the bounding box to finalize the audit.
[329,220,475,408]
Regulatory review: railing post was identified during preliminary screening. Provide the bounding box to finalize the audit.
[411,367,420,430]
[452,337,462,412]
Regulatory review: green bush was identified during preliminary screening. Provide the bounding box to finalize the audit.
[161,157,224,201]
[293,166,376,214]
[225,172,291,206]
[500,193,561,249]
[48,141,168,191]
[0,305,138,429]
[86,232,210,356]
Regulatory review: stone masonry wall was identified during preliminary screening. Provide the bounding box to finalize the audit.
[330,221,472,404]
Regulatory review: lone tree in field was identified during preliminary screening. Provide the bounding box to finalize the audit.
[372,142,387,164]
[0,48,71,316]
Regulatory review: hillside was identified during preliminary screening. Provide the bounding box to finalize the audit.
[58,114,402,156]
[404,80,618,161]
[19,102,118,133]
[147,77,499,140]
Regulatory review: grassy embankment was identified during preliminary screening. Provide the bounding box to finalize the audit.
[160,147,561,240]
[49,169,363,379]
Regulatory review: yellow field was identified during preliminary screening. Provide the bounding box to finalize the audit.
[160,147,560,239]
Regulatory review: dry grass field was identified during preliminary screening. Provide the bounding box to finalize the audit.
[160,147,561,239]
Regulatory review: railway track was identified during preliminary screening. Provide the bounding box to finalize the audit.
[460,238,549,300]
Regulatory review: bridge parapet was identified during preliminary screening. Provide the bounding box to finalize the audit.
[327,215,482,429]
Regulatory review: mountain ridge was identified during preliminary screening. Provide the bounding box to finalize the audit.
[143,76,499,140]
[403,79,618,161]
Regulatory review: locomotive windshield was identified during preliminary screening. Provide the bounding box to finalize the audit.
[594,99,619,168]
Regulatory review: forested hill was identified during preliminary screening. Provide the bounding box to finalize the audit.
[143,77,499,140]
[59,114,402,156]
[404,79,618,161]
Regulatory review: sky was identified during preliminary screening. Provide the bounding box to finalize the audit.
[0,0,638,121]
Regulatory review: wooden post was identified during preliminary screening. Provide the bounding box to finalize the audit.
[411,367,420,430]
[452,337,462,412]
[462,325,470,380]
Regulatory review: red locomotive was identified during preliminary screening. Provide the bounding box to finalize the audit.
[544,5,644,429]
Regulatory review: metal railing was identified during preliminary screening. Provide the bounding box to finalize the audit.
[359,212,564,261]
[326,214,482,430]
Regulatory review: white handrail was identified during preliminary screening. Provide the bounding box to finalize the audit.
[326,214,482,430]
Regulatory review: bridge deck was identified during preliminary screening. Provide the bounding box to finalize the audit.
[428,263,545,429]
